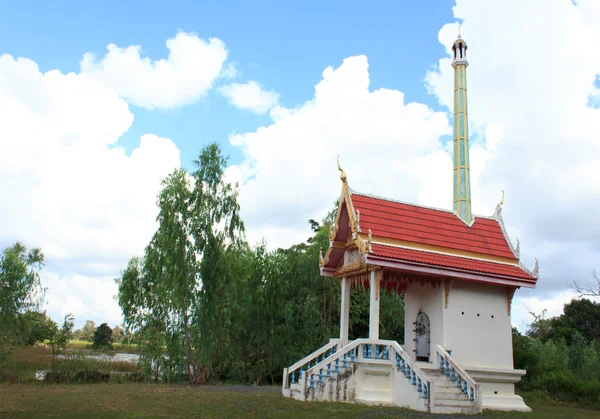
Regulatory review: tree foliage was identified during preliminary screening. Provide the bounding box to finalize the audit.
[47,313,74,371]
[0,242,45,346]
[93,323,113,349]
[116,145,405,385]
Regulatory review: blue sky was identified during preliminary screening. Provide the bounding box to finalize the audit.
[0,0,455,169]
[1,0,599,329]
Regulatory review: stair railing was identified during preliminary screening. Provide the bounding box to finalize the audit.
[300,338,430,403]
[282,338,340,391]
[436,345,482,411]
[302,338,365,391]
[384,340,430,401]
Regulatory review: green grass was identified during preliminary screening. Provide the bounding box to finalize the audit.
[0,383,597,418]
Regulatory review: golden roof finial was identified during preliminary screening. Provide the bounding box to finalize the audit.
[337,155,347,184]
[500,190,505,206]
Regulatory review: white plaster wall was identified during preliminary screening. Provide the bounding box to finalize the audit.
[404,281,444,363]
[443,280,513,369]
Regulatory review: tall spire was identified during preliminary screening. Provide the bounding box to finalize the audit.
[451,30,472,223]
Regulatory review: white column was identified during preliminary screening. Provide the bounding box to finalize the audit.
[369,270,380,340]
[340,277,350,347]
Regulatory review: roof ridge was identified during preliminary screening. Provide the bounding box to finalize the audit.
[348,186,493,222]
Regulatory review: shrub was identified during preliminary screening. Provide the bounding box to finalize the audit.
[92,323,113,349]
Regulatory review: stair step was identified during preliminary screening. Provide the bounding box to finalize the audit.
[435,399,475,407]
[435,387,468,395]
[436,393,470,401]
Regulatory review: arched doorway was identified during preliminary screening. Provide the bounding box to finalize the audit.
[415,312,430,362]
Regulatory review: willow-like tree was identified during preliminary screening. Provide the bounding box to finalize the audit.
[0,242,45,349]
[117,143,243,383]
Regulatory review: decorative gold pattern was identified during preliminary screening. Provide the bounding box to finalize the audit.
[337,155,347,184]
[444,279,454,309]
[375,270,383,300]
[507,287,517,315]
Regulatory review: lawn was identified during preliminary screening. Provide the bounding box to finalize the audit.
[0,383,597,419]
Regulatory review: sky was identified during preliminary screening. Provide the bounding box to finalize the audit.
[1,0,599,331]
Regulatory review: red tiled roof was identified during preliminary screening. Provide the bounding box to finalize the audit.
[351,194,516,260]
[371,244,535,280]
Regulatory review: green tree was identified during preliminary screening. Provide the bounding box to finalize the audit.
[117,143,244,383]
[48,313,74,371]
[112,325,125,343]
[80,320,96,342]
[93,323,113,349]
[15,310,54,346]
[0,242,45,347]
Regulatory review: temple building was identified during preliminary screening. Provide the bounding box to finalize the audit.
[281,33,539,414]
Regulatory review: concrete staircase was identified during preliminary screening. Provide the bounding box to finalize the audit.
[282,340,482,415]
[423,368,479,414]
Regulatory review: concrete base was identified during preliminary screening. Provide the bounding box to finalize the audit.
[463,366,530,412]
[482,395,532,412]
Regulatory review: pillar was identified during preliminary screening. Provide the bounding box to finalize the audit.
[369,270,380,340]
[340,277,350,347]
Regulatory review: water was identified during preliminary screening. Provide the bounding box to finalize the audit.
[84,353,140,363]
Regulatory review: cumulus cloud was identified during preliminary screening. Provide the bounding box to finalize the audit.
[425,0,600,297]
[0,54,180,326]
[80,31,230,110]
[228,55,451,247]
[219,81,280,114]
[227,1,600,329]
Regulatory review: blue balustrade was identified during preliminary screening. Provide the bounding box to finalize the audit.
[299,368,303,380]
[424,384,428,399]
[351,352,355,364]
[319,368,323,384]
[418,377,422,392]
[384,346,390,360]
[445,360,450,376]
[401,359,406,373]
[412,371,417,386]
[396,353,400,368]
[407,368,411,380]
[291,372,296,384]
[440,355,445,371]
[457,375,461,388]
[463,381,468,394]
[470,387,474,401]
[327,363,331,377]
[451,367,455,382]
[310,374,314,389]
[335,359,339,373]
[343,354,347,368]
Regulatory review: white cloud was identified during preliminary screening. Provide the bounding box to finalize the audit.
[228,55,450,247]
[227,0,600,324]
[0,53,180,326]
[80,31,230,110]
[219,81,280,114]
[43,272,122,327]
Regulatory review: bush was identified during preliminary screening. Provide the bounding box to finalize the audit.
[92,323,113,349]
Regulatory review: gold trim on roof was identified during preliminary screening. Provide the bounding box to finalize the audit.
[356,233,520,266]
